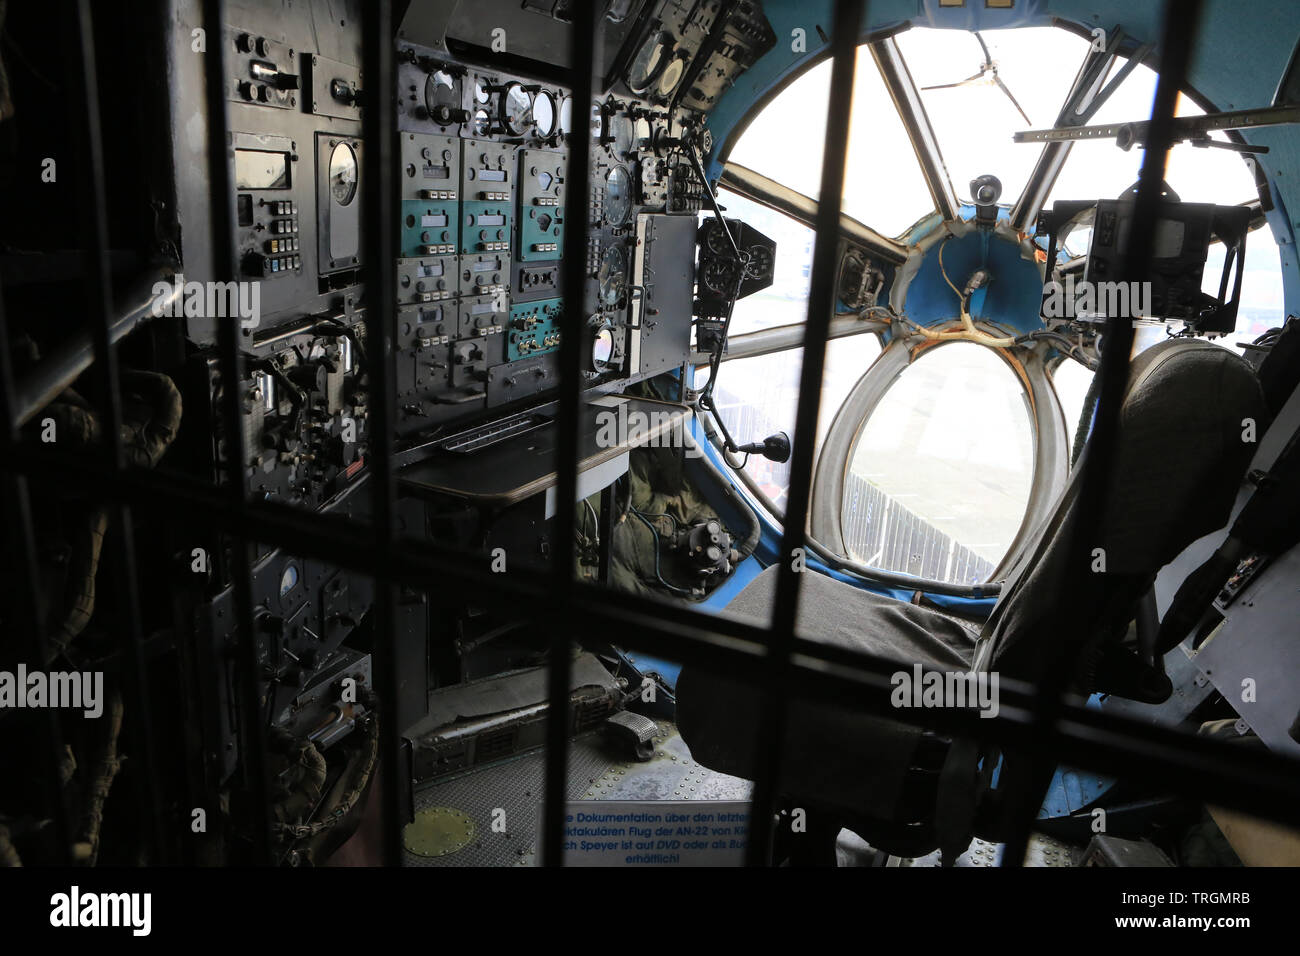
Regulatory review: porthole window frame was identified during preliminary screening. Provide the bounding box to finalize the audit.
[810,334,1072,586]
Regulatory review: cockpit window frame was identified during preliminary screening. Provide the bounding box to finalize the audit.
[716,21,1269,248]
[716,27,950,242]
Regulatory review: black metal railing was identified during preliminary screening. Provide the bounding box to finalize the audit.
[2,0,1299,869]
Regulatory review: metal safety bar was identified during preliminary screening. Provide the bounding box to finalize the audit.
[200,0,273,863]
[996,0,1208,868]
[744,0,864,866]
[69,0,165,865]
[543,0,597,868]
[360,0,405,868]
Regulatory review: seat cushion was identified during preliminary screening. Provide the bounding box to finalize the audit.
[676,565,978,819]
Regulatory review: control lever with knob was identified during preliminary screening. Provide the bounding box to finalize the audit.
[331,78,362,106]
[735,431,791,463]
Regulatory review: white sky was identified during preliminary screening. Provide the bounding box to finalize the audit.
[729,28,1267,224]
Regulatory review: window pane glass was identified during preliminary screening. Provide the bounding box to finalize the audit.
[898,27,1089,204]
[726,58,830,199]
[726,48,934,237]
[696,334,882,512]
[842,343,1034,582]
[1205,221,1287,349]
[1048,67,1260,207]
[1053,356,1095,464]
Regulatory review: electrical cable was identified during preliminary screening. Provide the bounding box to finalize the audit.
[618,474,633,524]
[634,509,683,530]
[903,236,1018,348]
[628,508,695,596]
[1015,328,1101,369]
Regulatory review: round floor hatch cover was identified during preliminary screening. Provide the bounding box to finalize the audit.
[403,807,476,857]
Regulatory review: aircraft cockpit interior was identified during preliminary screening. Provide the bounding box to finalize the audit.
[3,0,1300,895]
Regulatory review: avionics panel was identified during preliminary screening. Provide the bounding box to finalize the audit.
[385,0,756,440]
[165,0,774,490]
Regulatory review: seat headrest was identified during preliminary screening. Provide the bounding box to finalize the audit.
[1094,338,1267,575]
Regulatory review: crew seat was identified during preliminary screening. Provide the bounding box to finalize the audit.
[676,338,1268,861]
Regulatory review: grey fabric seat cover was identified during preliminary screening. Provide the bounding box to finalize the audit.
[678,566,976,818]
[676,339,1267,819]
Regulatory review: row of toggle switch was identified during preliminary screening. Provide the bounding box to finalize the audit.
[262,254,301,275]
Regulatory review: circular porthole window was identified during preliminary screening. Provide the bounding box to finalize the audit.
[840,342,1034,584]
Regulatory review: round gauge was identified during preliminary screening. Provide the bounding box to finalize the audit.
[329,142,358,206]
[611,114,635,157]
[501,82,533,136]
[702,258,738,294]
[472,108,492,137]
[278,563,299,599]
[745,244,774,281]
[627,31,671,93]
[591,326,616,372]
[632,116,651,150]
[558,95,573,135]
[604,165,632,225]
[534,91,557,138]
[657,55,685,97]
[598,246,627,308]
[837,250,866,307]
[705,219,732,256]
[474,77,491,103]
[424,70,459,125]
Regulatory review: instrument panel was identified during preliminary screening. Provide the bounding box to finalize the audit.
[382,0,774,439]
[182,0,777,493]
[158,0,782,527]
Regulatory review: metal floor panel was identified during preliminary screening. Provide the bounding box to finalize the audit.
[404,732,614,867]
[404,719,751,866]
[888,832,1079,867]
[406,716,1080,867]
[581,719,752,804]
